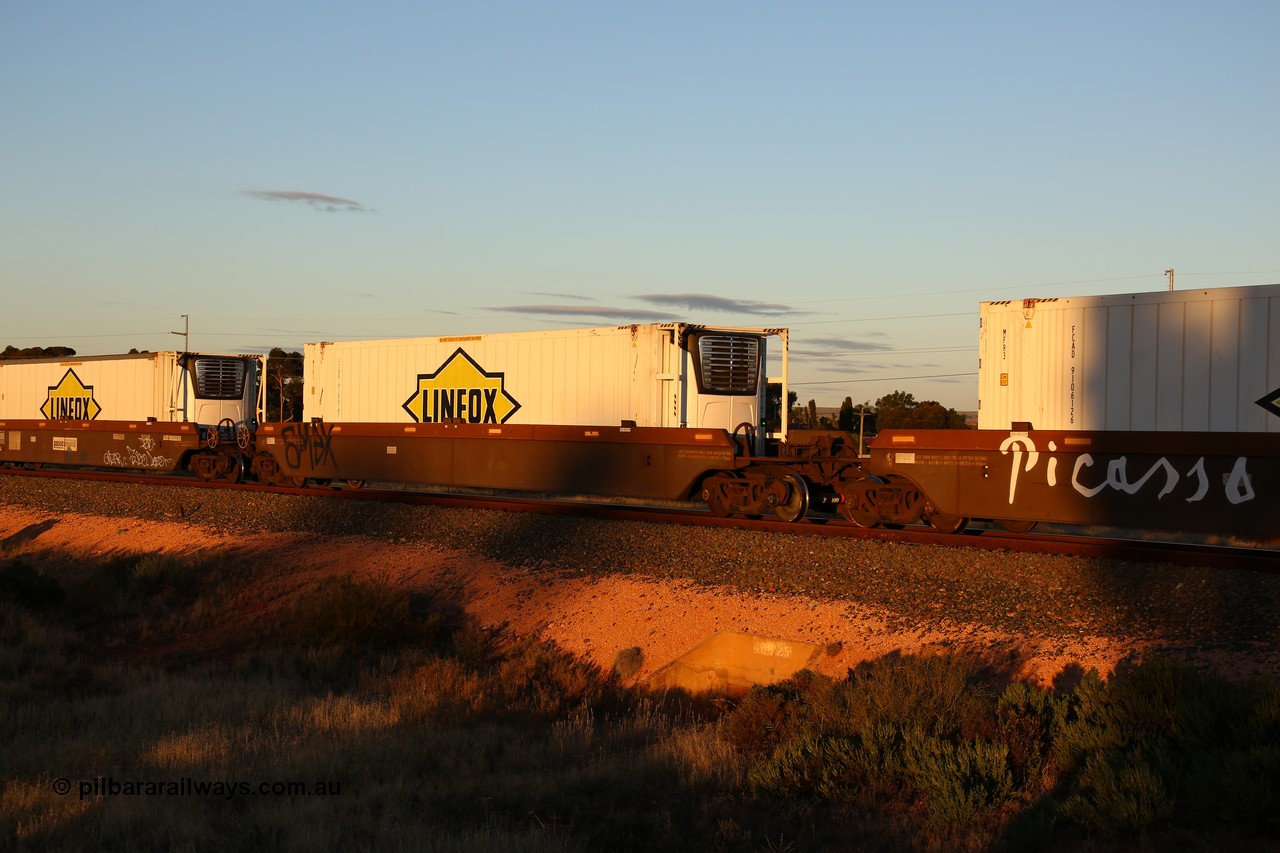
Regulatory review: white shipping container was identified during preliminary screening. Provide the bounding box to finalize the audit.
[303,323,785,434]
[0,352,260,426]
[978,284,1280,432]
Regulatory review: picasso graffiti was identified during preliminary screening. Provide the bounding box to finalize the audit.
[999,435,1255,507]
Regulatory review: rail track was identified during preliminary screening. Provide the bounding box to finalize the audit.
[6,466,1278,573]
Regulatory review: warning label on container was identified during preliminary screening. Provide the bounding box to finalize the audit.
[1258,387,1280,419]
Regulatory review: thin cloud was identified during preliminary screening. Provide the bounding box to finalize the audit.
[241,189,372,214]
[799,336,895,353]
[790,337,895,365]
[529,291,595,301]
[490,304,679,322]
[635,293,809,317]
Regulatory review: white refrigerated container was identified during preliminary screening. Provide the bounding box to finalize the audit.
[978,283,1280,432]
[0,351,260,427]
[303,323,785,435]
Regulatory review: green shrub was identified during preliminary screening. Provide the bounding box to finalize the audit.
[844,652,998,740]
[996,681,1064,794]
[1056,657,1280,837]
[494,635,614,717]
[1059,751,1173,835]
[720,687,790,756]
[747,724,905,803]
[900,728,1014,825]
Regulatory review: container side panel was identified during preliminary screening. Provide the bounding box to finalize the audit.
[1079,307,1105,430]
[1047,309,1070,430]
[1236,298,1269,431]
[980,304,1030,430]
[977,312,992,426]
[1182,300,1212,431]
[0,356,169,422]
[1130,303,1159,430]
[1015,311,1033,428]
[1045,307,1065,429]
[1022,311,1043,429]
[1269,298,1280,433]
[1104,304,1133,430]
[1210,299,1242,431]
[995,309,1017,429]
[1156,302,1185,430]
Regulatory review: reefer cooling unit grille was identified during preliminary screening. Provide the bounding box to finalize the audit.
[692,334,761,395]
[193,358,247,400]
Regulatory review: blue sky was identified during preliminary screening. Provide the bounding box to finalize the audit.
[3,1,1277,410]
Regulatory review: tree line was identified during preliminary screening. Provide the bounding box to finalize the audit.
[1,345,78,359]
[776,388,970,433]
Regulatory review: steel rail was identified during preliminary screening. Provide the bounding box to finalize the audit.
[4,467,1277,573]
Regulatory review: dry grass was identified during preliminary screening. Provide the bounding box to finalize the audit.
[2,541,1278,852]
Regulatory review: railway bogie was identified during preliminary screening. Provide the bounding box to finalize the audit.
[834,474,921,528]
[698,467,812,522]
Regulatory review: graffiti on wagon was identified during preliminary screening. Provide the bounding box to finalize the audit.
[1000,434,1255,507]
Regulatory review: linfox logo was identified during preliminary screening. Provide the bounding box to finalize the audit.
[41,369,103,420]
[402,348,521,424]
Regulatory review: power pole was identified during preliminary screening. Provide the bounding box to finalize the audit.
[170,314,190,351]
[1164,268,1174,291]
[858,405,867,456]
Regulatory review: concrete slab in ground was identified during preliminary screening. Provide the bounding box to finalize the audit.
[644,630,826,697]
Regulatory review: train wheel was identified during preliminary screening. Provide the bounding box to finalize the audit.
[837,478,883,528]
[223,455,245,484]
[701,479,733,517]
[926,513,969,534]
[772,474,810,523]
[191,452,217,481]
[346,480,366,490]
[996,519,1038,533]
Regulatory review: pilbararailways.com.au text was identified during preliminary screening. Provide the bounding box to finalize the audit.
[53,776,342,800]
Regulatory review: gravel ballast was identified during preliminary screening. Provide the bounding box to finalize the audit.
[3,475,1278,680]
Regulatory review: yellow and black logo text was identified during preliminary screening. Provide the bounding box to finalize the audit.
[401,349,520,424]
[41,369,103,420]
